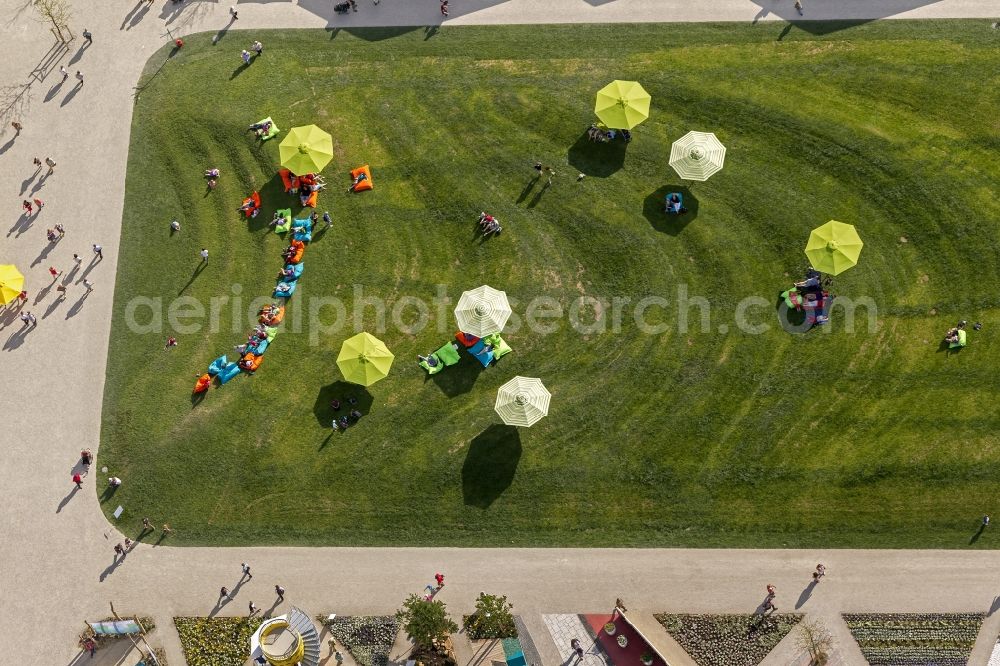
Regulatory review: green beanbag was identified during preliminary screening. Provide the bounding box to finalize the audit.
[265,326,278,342]
[419,355,445,375]
[436,342,461,366]
[482,334,512,360]
[274,208,292,234]
[258,117,280,141]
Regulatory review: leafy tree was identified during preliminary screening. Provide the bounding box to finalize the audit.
[464,592,516,640]
[396,594,458,651]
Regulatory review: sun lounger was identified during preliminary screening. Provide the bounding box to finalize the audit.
[217,362,241,384]
[208,355,228,376]
[274,208,292,234]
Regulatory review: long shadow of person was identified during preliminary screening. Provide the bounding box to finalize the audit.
[795,579,818,609]
[970,521,988,544]
[56,485,80,513]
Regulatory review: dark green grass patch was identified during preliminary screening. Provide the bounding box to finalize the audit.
[101,21,1000,547]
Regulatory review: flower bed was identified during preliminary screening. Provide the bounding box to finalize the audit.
[655,613,801,666]
[174,617,262,666]
[842,613,984,666]
[326,615,400,666]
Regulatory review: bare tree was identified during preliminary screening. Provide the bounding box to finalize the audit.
[0,84,33,138]
[796,620,834,666]
[33,0,73,43]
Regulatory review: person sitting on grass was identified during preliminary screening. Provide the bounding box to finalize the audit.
[666,193,687,215]
[204,168,220,178]
[944,320,967,345]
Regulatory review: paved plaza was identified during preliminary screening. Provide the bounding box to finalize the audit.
[1,1,999,664]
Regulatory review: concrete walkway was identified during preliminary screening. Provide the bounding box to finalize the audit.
[1,1,1000,665]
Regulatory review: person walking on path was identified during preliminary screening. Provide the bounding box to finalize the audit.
[113,543,124,559]
[124,538,133,551]
[72,473,84,489]
[275,584,285,601]
[230,6,238,20]
[55,223,65,237]
[75,71,84,86]
[82,28,92,43]
[22,200,32,215]
[766,584,776,598]
[73,253,82,265]
[241,562,253,580]
[440,1,449,16]
[83,279,94,292]
[93,243,103,259]
[220,586,230,600]
[249,601,258,616]
[334,650,344,665]
[570,638,584,661]
[33,198,44,210]
[33,157,42,168]
[27,311,36,327]
[45,157,56,174]
[55,284,66,297]
[11,121,22,133]
[813,563,826,581]
[435,572,445,589]
[19,312,30,327]
[200,248,209,262]
[48,266,61,281]
[794,0,803,14]
[59,66,68,82]
[82,637,96,656]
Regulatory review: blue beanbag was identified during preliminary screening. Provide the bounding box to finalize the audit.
[468,340,495,367]
[292,217,313,242]
[273,280,298,298]
[217,362,241,384]
[251,338,269,355]
[284,263,304,280]
[208,355,228,376]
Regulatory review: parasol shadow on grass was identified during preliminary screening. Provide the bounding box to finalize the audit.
[429,356,482,398]
[462,424,522,508]
[312,381,374,427]
[567,131,627,178]
[643,185,698,236]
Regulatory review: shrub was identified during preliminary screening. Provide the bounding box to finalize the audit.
[463,593,516,640]
[655,613,802,666]
[397,594,458,652]
[326,615,399,666]
[842,613,984,666]
[174,617,262,666]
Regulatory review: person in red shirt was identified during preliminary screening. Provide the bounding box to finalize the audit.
[435,572,445,589]
[73,473,83,489]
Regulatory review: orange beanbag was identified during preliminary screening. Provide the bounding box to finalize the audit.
[290,240,305,251]
[279,169,294,193]
[350,165,373,192]
[193,373,211,393]
[304,191,318,208]
[288,248,305,264]
[259,306,285,325]
[455,331,480,348]
[241,353,264,372]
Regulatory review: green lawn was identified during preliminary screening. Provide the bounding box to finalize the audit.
[101,20,1000,548]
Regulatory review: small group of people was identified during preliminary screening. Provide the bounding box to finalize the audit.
[298,173,325,204]
[330,396,363,430]
[477,211,502,236]
[944,320,971,345]
[46,224,65,241]
[587,123,631,143]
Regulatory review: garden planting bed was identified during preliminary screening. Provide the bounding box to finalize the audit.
[325,615,400,666]
[655,613,801,666]
[842,613,984,666]
[174,617,262,666]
